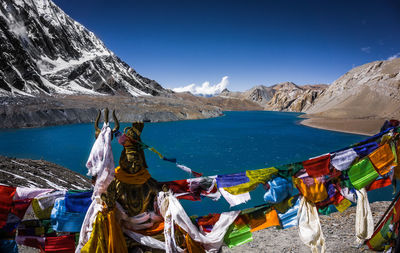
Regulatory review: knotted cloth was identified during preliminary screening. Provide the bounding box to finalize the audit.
[355,188,374,245]
[297,196,326,253]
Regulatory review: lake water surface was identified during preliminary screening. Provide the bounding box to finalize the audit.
[0,111,392,215]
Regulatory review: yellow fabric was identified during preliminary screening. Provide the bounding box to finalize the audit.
[31,198,52,220]
[335,199,352,213]
[249,209,280,232]
[185,232,205,253]
[368,143,395,175]
[81,212,107,253]
[395,140,400,179]
[293,177,328,203]
[115,166,151,185]
[81,210,128,253]
[380,134,392,145]
[107,210,128,253]
[224,167,278,195]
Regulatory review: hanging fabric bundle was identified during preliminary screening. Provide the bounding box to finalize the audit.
[355,188,374,245]
[297,196,326,253]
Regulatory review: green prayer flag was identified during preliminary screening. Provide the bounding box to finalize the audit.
[224,224,253,248]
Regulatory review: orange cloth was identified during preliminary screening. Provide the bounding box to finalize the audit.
[368,143,395,175]
[249,209,280,232]
[293,177,328,203]
[114,166,151,185]
[135,221,165,236]
[107,210,128,253]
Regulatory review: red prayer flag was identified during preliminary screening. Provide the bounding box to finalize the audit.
[302,154,331,178]
[45,235,75,253]
[0,186,16,228]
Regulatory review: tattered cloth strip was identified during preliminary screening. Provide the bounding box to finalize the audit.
[302,154,331,178]
[297,196,326,253]
[86,123,115,196]
[223,167,278,195]
[368,143,396,176]
[158,191,240,253]
[218,188,250,207]
[0,186,16,228]
[45,235,75,253]
[330,148,358,171]
[161,177,220,202]
[77,124,115,252]
[116,202,163,231]
[115,166,151,185]
[64,190,92,213]
[123,229,166,251]
[355,188,374,245]
[348,158,379,190]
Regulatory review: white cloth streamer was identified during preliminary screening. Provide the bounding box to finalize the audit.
[76,124,115,252]
[158,191,240,253]
[297,196,326,253]
[219,188,250,207]
[14,187,53,200]
[86,123,115,197]
[355,188,374,245]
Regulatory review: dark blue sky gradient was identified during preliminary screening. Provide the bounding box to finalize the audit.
[53,0,400,91]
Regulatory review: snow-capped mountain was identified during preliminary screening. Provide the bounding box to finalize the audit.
[0,0,166,97]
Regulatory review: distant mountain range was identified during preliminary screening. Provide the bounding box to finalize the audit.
[219,82,328,112]
[0,0,166,96]
[0,0,399,134]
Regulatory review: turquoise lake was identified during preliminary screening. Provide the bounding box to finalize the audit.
[0,111,393,216]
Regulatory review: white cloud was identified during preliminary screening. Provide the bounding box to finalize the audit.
[361,47,371,53]
[387,52,400,61]
[172,76,229,96]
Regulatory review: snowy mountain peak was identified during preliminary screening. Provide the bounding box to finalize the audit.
[0,0,166,97]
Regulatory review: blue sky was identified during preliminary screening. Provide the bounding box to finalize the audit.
[54,0,400,92]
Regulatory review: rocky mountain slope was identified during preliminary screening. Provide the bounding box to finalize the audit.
[0,0,166,97]
[220,82,327,112]
[300,58,400,135]
[306,58,400,119]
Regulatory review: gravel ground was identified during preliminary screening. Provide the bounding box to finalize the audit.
[222,201,391,253]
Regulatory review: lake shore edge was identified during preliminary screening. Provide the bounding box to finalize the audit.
[299,116,386,136]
